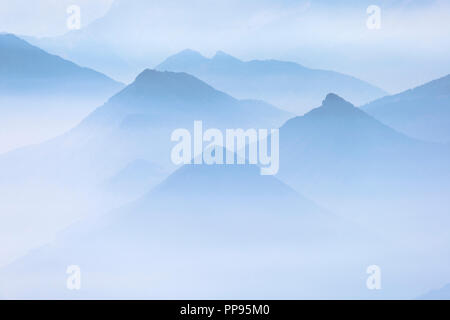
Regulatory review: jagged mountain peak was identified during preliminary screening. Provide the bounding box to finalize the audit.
[84,67,289,130]
[322,93,354,108]
[124,68,223,101]
[280,93,412,147]
[212,50,241,62]
[304,93,360,119]
[156,50,386,114]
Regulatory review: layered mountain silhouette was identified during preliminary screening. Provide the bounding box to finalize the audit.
[2,0,448,300]
[143,164,318,214]
[82,69,291,130]
[0,69,291,188]
[156,49,387,114]
[1,86,446,299]
[0,163,368,299]
[276,93,450,222]
[362,74,450,143]
[0,33,124,153]
[0,68,291,271]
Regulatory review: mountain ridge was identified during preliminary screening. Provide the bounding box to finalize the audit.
[0,33,125,153]
[156,49,387,114]
[362,74,450,143]
[0,33,123,94]
[0,68,292,188]
[277,93,448,198]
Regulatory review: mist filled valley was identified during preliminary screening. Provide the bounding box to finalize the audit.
[1,0,450,300]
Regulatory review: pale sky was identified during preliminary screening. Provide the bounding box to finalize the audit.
[0,0,113,37]
[0,0,449,93]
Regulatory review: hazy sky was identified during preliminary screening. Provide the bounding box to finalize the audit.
[0,0,449,93]
[0,0,113,36]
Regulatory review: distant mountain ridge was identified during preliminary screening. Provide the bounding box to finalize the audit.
[362,74,450,143]
[0,67,293,274]
[82,69,292,132]
[0,163,359,299]
[0,33,123,96]
[0,69,292,189]
[276,93,450,214]
[0,33,125,153]
[156,49,387,114]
